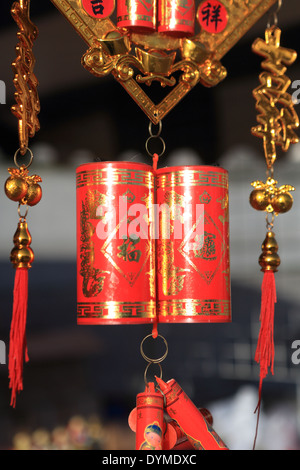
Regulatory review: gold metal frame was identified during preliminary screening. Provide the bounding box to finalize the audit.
[50,0,278,123]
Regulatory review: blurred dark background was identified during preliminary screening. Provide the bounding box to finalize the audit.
[0,0,300,450]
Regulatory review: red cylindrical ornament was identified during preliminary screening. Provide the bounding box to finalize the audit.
[164,407,213,449]
[117,0,156,32]
[135,382,164,450]
[157,0,195,37]
[129,402,212,449]
[156,377,228,450]
[128,407,178,450]
[156,165,231,323]
[76,161,156,325]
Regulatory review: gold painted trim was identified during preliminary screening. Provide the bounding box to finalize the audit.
[76,168,155,189]
[156,170,228,189]
[77,300,157,318]
[157,299,230,317]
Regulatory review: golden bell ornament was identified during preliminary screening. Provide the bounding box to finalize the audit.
[10,221,34,269]
[271,192,293,214]
[249,189,270,211]
[258,231,280,273]
[5,176,28,202]
[24,182,42,206]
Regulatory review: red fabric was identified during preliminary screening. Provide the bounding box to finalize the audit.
[253,270,277,448]
[9,268,29,408]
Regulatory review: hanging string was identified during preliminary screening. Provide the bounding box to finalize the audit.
[145,120,166,339]
[152,152,159,338]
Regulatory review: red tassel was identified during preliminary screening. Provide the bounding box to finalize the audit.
[253,270,277,448]
[9,268,29,408]
[255,271,277,398]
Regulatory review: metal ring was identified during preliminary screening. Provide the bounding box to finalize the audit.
[140,333,168,364]
[18,203,28,220]
[148,120,162,138]
[144,361,163,387]
[14,147,34,169]
[266,211,275,230]
[145,135,166,158]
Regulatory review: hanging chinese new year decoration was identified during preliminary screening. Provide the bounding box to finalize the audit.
[128,378,229,451]
[50,0,278,124]
[5,0,296,456]
[128,334,228,450]
[76,157,230,324]
[249,3,299,446]
[5,0,42,407]
[155,376,228,450]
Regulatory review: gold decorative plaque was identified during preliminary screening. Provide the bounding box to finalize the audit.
[50,0,278,123]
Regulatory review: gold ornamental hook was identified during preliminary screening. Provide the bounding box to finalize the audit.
[267,0,282,28]
[11,0,40,154]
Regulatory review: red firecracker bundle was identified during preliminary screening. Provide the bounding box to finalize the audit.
[76,162,231,325]
[128,378,228,450]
